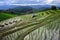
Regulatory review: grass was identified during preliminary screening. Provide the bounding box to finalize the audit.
[0,12,16,21]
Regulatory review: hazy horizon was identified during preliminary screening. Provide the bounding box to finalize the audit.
[0,0,60,10]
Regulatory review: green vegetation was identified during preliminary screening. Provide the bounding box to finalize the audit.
[0,12,16,21]
[51,5,57,10]
[1,10,60,40]
[0,9,50,22]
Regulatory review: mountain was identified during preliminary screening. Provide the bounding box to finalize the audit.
[0,5,52,15]
[0,5,60,10]
[5,6,33,15]
[1,5,58,15]
[30,5,51,10]
[0,5,17,10]
[0,5,51,10]
[6,5,51,11]
[10,6,33,12]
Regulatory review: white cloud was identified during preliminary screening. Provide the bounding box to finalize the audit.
[0,1,4,3]
[0,0,60,5]
[5,0,17,4]
[45,0,54,4]
[45,0,60,5]
[30,0,34,1]
[9,4,45,6]
[36,0,40,2]
[28,0,43,2]
[0,0,19,5]
[0,1,4,5]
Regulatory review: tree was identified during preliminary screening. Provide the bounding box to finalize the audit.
[51,5,57,10]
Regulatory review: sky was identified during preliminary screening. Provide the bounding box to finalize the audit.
[0,0,60,6]
[0,0,60,10]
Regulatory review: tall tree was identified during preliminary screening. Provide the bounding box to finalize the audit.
[51,5,57,10]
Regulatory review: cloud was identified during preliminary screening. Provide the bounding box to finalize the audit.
[9,4,45,6]
[0,1,4,3]
[0,1,5,5]
[44,0,54,4]
[35,0,41,2]
[0,0,45,5]
[5,0,18,4]
[0,0,60,6]
[0,0,18,4]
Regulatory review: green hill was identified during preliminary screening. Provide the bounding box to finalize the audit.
[0,12,16,21]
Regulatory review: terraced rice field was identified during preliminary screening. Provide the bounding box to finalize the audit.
[0,10,60,40]
[0,13,16,21]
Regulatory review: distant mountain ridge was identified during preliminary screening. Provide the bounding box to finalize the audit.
[30,5,51,10]
[0,5,60,15]
[7,6,33,12]
[0,5,52,15]
[0,5,60,10]
[6,5,51,12]
[0,5,50,10]
[6,6,33,14]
